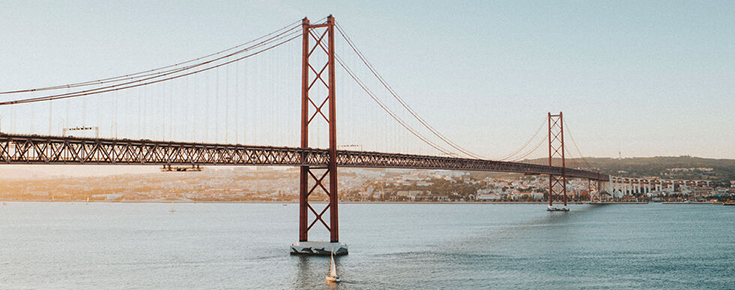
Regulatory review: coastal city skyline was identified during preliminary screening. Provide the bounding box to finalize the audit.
[3,165,731,203]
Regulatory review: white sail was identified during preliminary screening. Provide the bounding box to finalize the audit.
[326,250,340,283]
[330,253,337,277]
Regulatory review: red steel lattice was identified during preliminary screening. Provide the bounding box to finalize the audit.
[548,112,568,206]
[0,132,609,181]
[299,16,339,243]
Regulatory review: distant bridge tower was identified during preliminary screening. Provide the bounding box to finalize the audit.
[548,112,568,209]
[291,16,347,255]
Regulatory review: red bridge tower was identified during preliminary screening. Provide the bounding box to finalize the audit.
[291,16,347,255]
[548,112,569,211]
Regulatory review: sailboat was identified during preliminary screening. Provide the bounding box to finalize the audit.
[325,250,340,283]
[169,202,176,213]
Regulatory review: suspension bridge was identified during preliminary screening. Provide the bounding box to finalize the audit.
[0,16,620,255]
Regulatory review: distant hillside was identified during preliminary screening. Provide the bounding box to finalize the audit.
[523,156,735,184]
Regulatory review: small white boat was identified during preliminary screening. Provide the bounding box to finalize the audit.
[169,202,176,213]
[547,205,570,212]
[325,251,340,283]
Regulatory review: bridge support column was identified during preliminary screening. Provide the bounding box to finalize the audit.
[635,180,640,194]
[547,112,568,211]
[629,179,633,195]
[632,181,636,194]
[588,178,601,201]
[606,179,613,200]
[614,177,621,195]
[610,178,615,194]
[291,16,347,256]
[587,179,592,200]
[622,179,626,195]
[621,180,626,196]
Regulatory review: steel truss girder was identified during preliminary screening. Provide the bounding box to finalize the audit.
[0,133,607,181]
[0,134,329,166]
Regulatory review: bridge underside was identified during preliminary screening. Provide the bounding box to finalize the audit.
[0,133,607,181]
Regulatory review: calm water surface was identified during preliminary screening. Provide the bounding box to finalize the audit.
[0,202,733,289]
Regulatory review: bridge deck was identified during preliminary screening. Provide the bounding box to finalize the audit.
[0,133,608,181]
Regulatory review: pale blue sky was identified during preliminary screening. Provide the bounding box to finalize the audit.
[1,0,733,159]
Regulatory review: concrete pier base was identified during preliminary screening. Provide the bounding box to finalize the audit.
[290,241,348,256]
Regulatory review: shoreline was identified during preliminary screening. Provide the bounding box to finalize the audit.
[0,200,665,205]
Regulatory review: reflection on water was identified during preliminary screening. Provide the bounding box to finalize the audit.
[294,255,312,289]
[292,254,344,289]
[0,202,732,289]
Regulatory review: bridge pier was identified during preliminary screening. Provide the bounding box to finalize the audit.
[613,177,622,196]
[547,112,568,211]
[601,180,613,200]
[291,16,347,256]
[628,179,633,195]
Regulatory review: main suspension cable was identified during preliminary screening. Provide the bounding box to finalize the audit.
[0,30,300,106]
[0,19,302,95]
[510,135,546,162]
[498,117,547,161]
[564,121,592,169]
[335,54,453,156]
[336,23,486,159]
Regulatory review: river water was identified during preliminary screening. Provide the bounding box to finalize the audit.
[0,202,732,289]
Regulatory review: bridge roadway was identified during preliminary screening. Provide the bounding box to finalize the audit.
[0,133,608,181]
